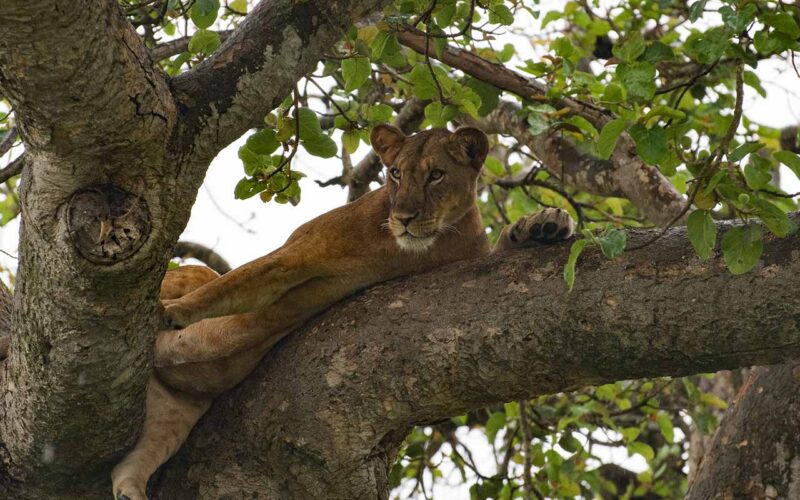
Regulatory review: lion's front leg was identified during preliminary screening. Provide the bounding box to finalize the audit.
[161,248,318,329]
[494,207,575,252]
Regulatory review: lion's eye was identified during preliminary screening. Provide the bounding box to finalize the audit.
[429,169,444,182]
[389,167,401,181]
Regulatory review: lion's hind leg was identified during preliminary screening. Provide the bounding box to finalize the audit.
[112,376,211,500]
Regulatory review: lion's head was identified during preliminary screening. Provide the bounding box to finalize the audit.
[370,125,489,252]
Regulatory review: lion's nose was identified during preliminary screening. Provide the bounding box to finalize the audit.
[395,210,420,228]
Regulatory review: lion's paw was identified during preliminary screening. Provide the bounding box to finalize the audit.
[112,479,147,500]
[161,299,192,330]
[506,208,575,246]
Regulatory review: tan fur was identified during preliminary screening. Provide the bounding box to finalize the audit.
[111,126,574,499]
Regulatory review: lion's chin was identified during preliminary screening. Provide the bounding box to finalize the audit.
[394,232,437,253]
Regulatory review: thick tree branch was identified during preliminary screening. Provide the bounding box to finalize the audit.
[0,0,175,157]
[170,0,391,163]
[687,361,800,499]
[396,29,686,226]
[469,101,684,223]
[157,215,800,498]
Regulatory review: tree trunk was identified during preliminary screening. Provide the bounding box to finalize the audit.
[687,362,800,499]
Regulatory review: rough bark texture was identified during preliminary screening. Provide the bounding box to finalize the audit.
[0,0,390,497]
[687,362,800,499]
[397,30,686,226]
[153,216,800,498]
[0,2,177,494]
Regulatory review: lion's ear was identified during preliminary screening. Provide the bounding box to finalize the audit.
[371,124,406,166]
[448,127,489,170]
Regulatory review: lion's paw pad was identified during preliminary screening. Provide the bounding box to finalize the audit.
[508,208,574,245]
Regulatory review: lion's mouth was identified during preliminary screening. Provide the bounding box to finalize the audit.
[394,229,437,252]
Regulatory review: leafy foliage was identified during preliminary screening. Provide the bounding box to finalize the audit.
[2,0,799,497]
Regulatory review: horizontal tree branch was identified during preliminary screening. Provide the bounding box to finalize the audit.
[0,127,18,158]
[157,214,800,498]
[469,101,684,223]
[0,153,25,183]
[170,0,391,163]
[173,241,231,275]
[396,29,686,226]
[150,30,234,61]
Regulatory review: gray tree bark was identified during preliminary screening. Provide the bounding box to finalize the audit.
[686,362,800,499]
[0,0,389,497]
[153,217,800,498]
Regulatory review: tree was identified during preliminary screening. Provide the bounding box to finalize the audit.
[0,0,799,498]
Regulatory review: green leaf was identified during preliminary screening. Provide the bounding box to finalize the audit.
[629,124,667,165]
[485,412,506,443]
[370,31,392,59]
[483,156,505,177]
[687,210,716,259]
[752,198,794,238]
[656,412,675,443]
[700,392,729,409]
[424,101,457,128]
[408,64,452,100]
[564,239,587,291]
[367,103,393,123]
[685,27,731,64]
[234,177,266,199]
[628,441,655,462]
[190,0,219,29]
[744,159,772,190]
[465,78,501,116]
[729,142,763,162]
[188,29,221,55]
[342,56,371,92]
[688,0,707,22]
[229,0,247,13]
[775,150,800,180]
[558,434,582,453]
[721,224,763,275]
[488,4,514,25]
[246,129,279,155]
[763,12,800,38]
[642,41,675,63]
[720,4,757,33]
[342,130,360,154]
[301,134,338,158]
[297,107,325,138]
[296,108,338,158]
[616,61,657,101]
[598,229,627,259]
[613,31,645,62]
[743,71,766,98]
[563,115,598,138]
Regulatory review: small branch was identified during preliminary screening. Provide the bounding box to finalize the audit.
[173,241,232,275]
[0,152,25,183]
[149,30,235,60]
[0,126,18,157]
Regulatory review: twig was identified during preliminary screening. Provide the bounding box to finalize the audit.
[0,127,18,158]
[0,153,26,183]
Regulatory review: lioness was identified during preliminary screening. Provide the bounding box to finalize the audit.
[111,125,574,499]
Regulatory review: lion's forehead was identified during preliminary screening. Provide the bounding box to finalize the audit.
[396,136,457,178]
